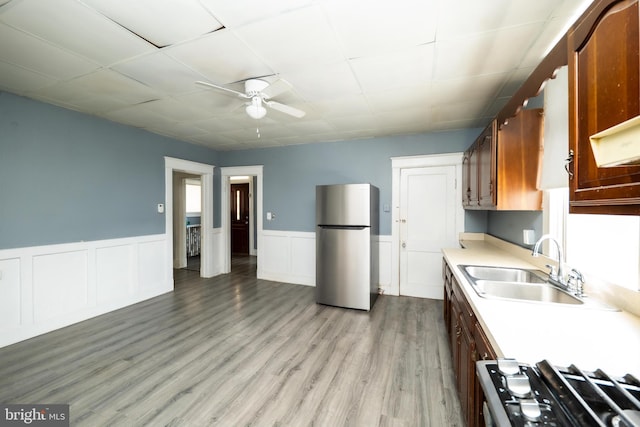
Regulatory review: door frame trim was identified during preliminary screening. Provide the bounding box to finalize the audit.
[221,165,263,275]
[164,157,215,281]
[390,153,464,296]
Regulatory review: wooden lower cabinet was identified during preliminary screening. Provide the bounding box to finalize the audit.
[442,259,498,427]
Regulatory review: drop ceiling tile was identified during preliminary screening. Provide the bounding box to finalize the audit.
[103,104,170,128]
[234,5,344,72]
[520,18,570,67]
[326,114,381,131]
[198,0,313,28]
[350,44,434,93]
[285,119,336,134]
[80,0,222,47]
[241,123,294,139]
[112,52,209,95]
[0,60,56,93]
[145,121,209,138]
[311,94,372,118]
[550,0,594,20]
[187,118,237,133]
[364,86,432,113]
[280,61,361,101]
[432,100,489,122]
[372,107,432,131]
[436,0,558,40]
[431,118,488,132]
[434,23,542,80]
[321,0,437,58]
[138,98,211,122]
[173,90,245,114]
[34,69,158,112]
[0,23,98,80]
[429,73,509,105]
[37,91,131,114]
[0,0,155,65]
[165,29,273,85]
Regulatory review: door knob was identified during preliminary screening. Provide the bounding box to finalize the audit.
[401,241,406,248]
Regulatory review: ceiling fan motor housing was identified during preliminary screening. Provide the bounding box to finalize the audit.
[245,79,270,97]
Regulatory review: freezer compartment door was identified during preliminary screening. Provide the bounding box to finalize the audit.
[316,226,371,310]
[316,184,371,227]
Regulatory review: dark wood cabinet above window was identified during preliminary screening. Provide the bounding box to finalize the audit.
[568,0,640,214]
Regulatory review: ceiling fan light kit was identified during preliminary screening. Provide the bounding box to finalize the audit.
[246,96,267,120]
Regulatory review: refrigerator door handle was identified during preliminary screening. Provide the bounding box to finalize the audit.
[318,225,368,230]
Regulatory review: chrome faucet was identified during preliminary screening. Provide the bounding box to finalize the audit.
[532,234,566,286]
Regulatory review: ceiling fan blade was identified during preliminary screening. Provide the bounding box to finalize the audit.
[261,79,293,99]
[264,100,306,118]
[195,81,249,99]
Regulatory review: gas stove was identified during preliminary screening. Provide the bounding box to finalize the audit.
[477,359,640,426]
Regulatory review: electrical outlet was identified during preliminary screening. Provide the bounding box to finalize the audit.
[523,229,536,245]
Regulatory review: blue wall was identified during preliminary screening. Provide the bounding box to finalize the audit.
[220,130,480,235]
[2,90,536,251]
[0,92,219,250]
[487,210,542,248]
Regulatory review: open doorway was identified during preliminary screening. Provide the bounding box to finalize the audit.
[164,157,215,284]
[172,173,202,272]
[221,166,263,277]
[229,176,256,276]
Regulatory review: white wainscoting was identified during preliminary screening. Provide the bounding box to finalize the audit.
[258,230,393,290]
[0,234,170,348]
[260,230,316,286]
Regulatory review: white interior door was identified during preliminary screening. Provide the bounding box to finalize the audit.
[399,165,458,299]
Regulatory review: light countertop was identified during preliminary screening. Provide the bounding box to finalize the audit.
[442,235,640,378]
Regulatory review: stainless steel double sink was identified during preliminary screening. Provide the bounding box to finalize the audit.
[459,265,584,305]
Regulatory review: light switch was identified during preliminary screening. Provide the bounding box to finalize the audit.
[267,212,274,221]
[157,203,164,213]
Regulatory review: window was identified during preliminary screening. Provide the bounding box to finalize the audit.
[546,188,640,291]
[185,179,201,215]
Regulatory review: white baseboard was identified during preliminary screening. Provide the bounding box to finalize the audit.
[0,234,170,348]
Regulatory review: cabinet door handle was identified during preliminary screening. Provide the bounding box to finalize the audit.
[565,149,574,179]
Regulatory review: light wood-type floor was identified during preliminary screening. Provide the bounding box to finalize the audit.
[0,256,463,426]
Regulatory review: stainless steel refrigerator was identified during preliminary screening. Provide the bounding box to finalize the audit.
[315,183,379,311]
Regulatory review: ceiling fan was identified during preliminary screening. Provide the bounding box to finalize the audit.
[195,78,306,120]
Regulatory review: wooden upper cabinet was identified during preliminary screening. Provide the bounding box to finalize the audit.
[477,122,496,208]
[463,109,543,211]
[568,0,640,214]
[462,143,480,208]
[497,109,544,210]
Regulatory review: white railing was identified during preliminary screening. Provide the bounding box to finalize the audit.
[187,224,201,256]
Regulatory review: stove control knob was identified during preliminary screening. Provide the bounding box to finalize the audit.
[497,358,520,376]
[506,374,532,398]
[520,399,541,422]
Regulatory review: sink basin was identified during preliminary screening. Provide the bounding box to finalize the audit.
[456,264,618,310]
[461,265,547,283]
[474,280,583,305]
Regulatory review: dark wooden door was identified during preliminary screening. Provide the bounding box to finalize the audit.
[231,183,250,255]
